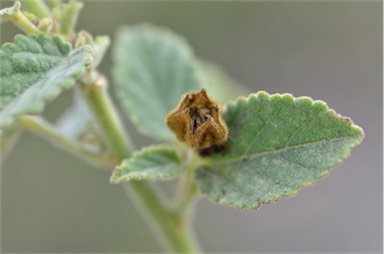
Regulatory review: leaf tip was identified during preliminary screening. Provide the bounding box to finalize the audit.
[255,90,271,98]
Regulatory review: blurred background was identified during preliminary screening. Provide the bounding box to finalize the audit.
[1,1,382,253]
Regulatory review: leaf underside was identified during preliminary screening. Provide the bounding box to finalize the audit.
[55,89,92,140]
[110,145,184,184]
[195,91,364,209]
[0,34,92,128]
[112,25,202,140]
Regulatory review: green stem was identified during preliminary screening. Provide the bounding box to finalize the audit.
[78,73,133,160]
[46,0,60,9]
[123,183,199,253]
[78,72,200,253]
[174,153,199,214]
[59,0,83,38]
[19,115,113,170]
[1,1,41,34]
[19,0,50,18]
[10,11,41,34]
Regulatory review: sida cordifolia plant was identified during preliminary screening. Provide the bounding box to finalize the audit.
[0,1,364,253]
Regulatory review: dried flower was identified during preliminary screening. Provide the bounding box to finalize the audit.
[166,89,228,149]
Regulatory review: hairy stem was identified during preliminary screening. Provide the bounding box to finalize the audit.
[174,152,200,214]
[1,2,41,34]
[46,0,60,9]
[19,115,113,170]
[78,72,200,253]
[78,73,133,160]
[59,0,83,38]
[123,183,199,253]
[10,12,41,34]
[19,0,50,18]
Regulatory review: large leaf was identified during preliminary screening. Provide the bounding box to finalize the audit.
[195,92,364,209]
[197,61,245,103]
[110,145,185,184]
[112,25,201,140]
[0,34,92,128]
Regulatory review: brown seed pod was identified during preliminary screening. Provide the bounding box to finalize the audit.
[166,89,228,149]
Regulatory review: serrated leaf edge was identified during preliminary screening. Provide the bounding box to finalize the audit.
[201,139,360,210]
[197,91,364,209]
[214,91,364,166]
[112,24,200,140]
[110,145,182,184]
[0,35,93,128]
[225,91,364,137]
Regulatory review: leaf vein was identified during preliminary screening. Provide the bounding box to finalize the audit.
[284,108,322,147]
[211,136,355,166]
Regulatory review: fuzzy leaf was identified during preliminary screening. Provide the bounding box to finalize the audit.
[110,145,184,184]
[55,89,92,140]
[112,25,201,140]
[198,61,245,103]
[195,91,364,209]
[55,90,104,152]
[0,34,92,128]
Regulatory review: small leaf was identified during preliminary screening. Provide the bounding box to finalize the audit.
[110,145,185,184]
[0,34,92,128]
[55,89,92,140]
[112,25,201,140]
[195,91,364,209]
[55,89,104,152]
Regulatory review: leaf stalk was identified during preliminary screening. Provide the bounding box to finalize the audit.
[19,0,50,18]
[19,115,113,170]
[78,73,133,161]
[0,1,41,34]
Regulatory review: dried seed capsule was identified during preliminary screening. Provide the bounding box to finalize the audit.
[166,89,228,149]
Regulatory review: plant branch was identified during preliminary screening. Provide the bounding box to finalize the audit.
[19,115,113,170]
[78,72,200,253]
[174,152,200,215]
[59,0,83,38]
[122,183,200,253]
[46,0,60,9]
[19,0,50,18]
[0,1,41,34]
[78,72,133,161]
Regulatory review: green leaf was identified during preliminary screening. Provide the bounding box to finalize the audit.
[55,89,104,152]
[0,34,92,129]
[198,61,246,103]
[112,25,201,140]
[55,89,92,140]
[195,91,364,209]
[110,145,185,184]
